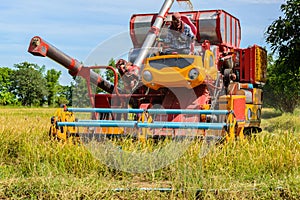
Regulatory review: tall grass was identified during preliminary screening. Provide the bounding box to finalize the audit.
[0,107,299,199]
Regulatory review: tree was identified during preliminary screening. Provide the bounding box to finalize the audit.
[0,67,17,105]
[57,84,73,106]
[106,58,116,83]
[265,0,300,113]
[45,69,62,106]
[107,58,125,90]
[12,62,48,106]
[71,76,92,107]
[263,55,299,112]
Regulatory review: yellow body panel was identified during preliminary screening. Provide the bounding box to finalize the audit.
[252,88,263,104]
[255,46,267,83]
[203,50,218,80]
[245,104,262,127]
[50,108,78,141]
[142,53,217,90]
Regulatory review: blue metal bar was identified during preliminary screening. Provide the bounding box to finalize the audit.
[78,120,135,123]
[137,122,226,130]
[78,120,224,130]
[57,121,226,130]
[67,108,144,113]
[66,108,230,115]
[148,109,229,115]
[58,121,136,128]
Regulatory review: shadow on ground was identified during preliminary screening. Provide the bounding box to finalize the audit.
[261,109,282,119]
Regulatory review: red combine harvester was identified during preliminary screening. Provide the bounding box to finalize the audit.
[28,0,266,142]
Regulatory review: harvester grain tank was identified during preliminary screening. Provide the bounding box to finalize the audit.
[28,0,267,141]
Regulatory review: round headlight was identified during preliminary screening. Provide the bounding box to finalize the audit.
[257,108,261,120]
[188,68,199,80]
[247,108,252,120]
[143,70,152,82]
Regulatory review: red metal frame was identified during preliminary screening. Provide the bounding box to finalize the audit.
[236,45,262,84]
[130,10,241,49]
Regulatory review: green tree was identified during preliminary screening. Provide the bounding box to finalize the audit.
[263,55,299,112]
[106,58,116,83]
[265,0,300,113]
[45,69,62,106]
[70,59,118,107]
[71,76,92,107]
[57,84,73,106]
[0,67,17,105]
[107,58,124,90]
[12,62,48,106]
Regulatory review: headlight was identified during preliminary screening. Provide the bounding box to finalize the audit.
[188,68,199,80]
[143,70,152,82]
[247,108,252,120]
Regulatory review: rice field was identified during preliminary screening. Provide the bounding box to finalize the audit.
[0,107,299,199]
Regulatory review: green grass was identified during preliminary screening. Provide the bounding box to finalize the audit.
[0,107,299,199]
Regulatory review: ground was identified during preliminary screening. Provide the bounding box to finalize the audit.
[0,107,299,199]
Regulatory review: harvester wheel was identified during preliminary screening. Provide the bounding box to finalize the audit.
[243,127,262,138]
[49,126,59,140]
[49,116,57,140]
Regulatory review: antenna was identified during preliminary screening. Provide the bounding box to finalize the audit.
[176,0,193,10]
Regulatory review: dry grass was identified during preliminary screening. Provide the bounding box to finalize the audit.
[0,107,299,199]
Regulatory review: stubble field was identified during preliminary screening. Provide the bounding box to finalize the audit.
[0,107,299,199]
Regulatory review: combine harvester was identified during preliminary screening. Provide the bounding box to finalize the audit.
[28,0,267,143]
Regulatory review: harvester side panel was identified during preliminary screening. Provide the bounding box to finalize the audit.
[238,45,267,84]
[219,95,246,122]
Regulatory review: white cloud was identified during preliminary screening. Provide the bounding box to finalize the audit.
[236,0,284,3]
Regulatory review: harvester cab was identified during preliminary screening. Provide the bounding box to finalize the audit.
[28,0,267,143]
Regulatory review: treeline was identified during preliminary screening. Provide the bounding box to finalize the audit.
[0,59,116,107]
[0,62,72,107]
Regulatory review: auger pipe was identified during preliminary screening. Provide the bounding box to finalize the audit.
[28,36,121,94]
[133,0,175,68]
[66,108,230,115]
[57,121,227,130]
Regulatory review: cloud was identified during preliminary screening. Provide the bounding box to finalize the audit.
[232,0,284,4]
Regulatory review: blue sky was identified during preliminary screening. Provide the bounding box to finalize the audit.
[0,0,285,85]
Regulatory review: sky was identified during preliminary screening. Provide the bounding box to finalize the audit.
[0,0,285,85]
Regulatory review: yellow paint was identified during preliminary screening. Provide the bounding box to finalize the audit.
[138,111,153,142]
[255,46,267,83]
[245,104,262,127]
[142,53,218,90]
[50,108,77,141]
[252,88,262,104]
